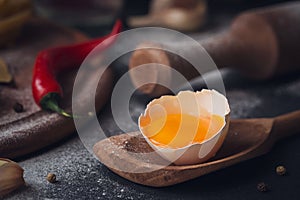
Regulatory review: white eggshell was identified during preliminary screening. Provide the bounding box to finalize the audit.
[139,89,230,165]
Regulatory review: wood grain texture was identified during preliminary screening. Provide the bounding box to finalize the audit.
[129,2,300,96]
[94,110,300,187]
[0,18,114,159]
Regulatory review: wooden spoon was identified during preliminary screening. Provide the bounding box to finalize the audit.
[94,110,300,187]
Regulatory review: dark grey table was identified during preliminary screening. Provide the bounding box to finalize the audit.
[7,2,300,199]
[8,68,300,200]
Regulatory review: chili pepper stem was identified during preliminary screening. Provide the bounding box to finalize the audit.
[44,100,72,118]
[40,93,72,118]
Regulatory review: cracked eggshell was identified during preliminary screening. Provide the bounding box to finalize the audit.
[139,89,230,165]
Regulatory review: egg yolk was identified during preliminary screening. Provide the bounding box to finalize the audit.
[140,113,224,148]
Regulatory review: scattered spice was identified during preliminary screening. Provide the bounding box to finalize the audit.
[123,136,154,153]
[257,182,269,192]
[276,165,286,176]
[123,140,130,148]
[46,173,56,183]
[13,102,24,113]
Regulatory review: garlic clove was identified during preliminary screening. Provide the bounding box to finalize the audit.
[0,158,25,198]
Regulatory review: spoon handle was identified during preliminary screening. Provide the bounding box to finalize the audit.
[271,110,300,141]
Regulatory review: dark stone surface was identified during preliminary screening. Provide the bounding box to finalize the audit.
[7,2,300,199]
[7,69,300,200]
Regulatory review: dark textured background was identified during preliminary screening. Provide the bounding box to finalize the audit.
[7,1,300,199]
[8,69,300,200]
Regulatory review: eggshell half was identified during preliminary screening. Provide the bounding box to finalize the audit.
[139,89,230,165]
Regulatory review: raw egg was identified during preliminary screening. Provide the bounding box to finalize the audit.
[139,89,230,165]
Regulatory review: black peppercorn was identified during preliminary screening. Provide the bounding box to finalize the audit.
[276,165,286,176]
[13,102,24,113]
[257,182,269,192]
[47,173,56,183]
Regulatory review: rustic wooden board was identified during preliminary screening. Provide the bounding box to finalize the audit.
[0,18,113,158]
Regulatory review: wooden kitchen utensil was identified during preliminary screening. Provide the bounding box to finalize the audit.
[129,2,300,96]
[0,18,113,158]
[94,110,300,187]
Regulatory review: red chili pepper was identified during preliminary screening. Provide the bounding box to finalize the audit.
[32,20,122,117]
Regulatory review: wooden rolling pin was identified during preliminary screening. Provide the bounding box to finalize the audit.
[129,2,300,96]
